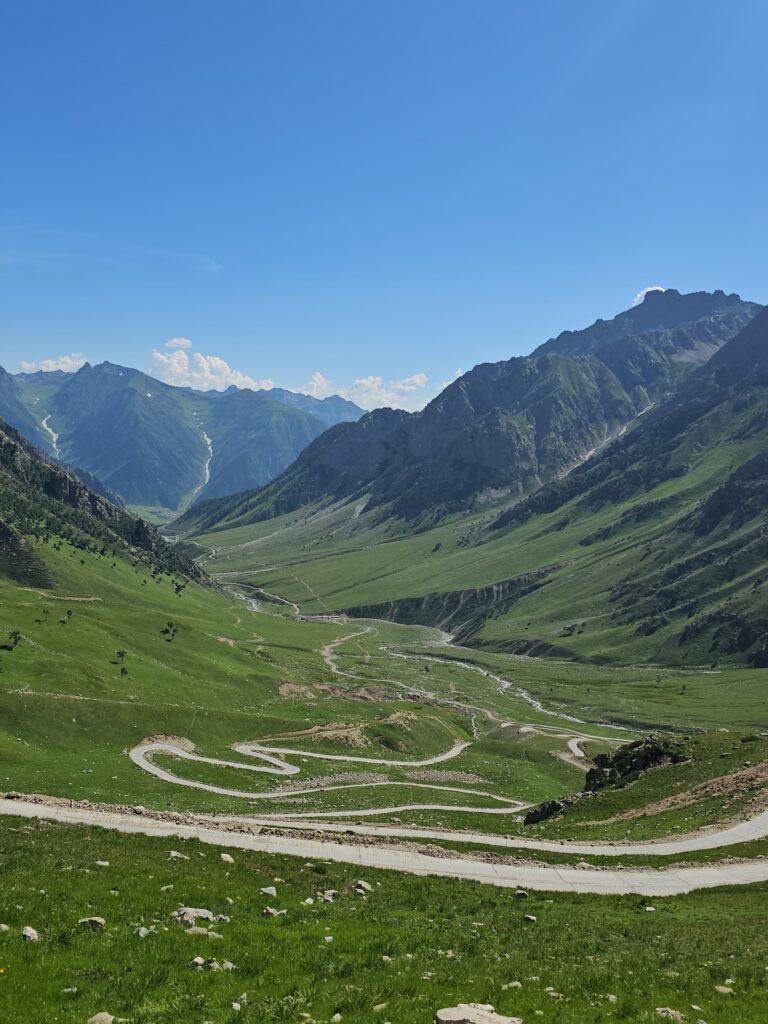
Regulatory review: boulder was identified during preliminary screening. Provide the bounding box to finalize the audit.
[87,1015,115,1024]
[22,926,40,942]
[220,853,235,864]
[435,1005,523,1024]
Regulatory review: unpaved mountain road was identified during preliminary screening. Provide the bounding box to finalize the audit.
[129,737,525,815]
[2,797,768,896]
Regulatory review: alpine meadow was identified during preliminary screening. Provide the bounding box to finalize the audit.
[2,4,768,1024]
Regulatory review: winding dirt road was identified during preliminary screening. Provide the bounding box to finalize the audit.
[129,737,526,815]
[3,797,768,896]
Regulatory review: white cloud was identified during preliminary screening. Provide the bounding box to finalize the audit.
[19,352,88,373]
[165,337,192,349]
[150,347,273,392]
[632,285,667,307]
[297,370,431,411]
[300,371,334,399]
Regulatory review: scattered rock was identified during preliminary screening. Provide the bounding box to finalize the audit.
[79,916,106,930]
[95,861,110,868]
[191,956,206,969]
[22,926,40,942]
[514,890,528,900]
[160,884,173,892]
[187,927,223,939]
[655,1010,686,1022]
[355,880,373,893]
[0,923,9,932]
[87,1015,116,1024]
[714,985,734,995]
[220,853,235,864]
[168,850,189,861]
[524,799,564,825]
[373,1003,388,1012]
[259,886,277,898]
[173,907,214,925]
[135,927,151,939]
[435,1005,523,1024]
[645,906,657,913]
[262,906,287,917]
[523,914,537,923]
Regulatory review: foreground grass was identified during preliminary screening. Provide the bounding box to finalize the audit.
[1,817,767,1023]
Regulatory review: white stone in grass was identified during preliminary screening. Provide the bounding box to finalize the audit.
[434,1005,523,1024]
[168,850,189,861]
[79,916,106,930]
[715,985,734,995]
[355,880,373,892]
[21,926,39,942]
[135,927,151,939]
[655,1011,686,1022]
[87,1015,116,1024]
[220,853,235,864]
[95,861,110,867]
[173,907,214,924]
[259,886,277,898]
[0,924,8,932]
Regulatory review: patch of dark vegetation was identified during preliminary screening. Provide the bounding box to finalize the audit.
[0,418,208,585]
[0,519,54,587]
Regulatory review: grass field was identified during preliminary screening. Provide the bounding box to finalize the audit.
[1,816,767,1024]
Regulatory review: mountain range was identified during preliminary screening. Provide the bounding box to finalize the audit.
[0,362,362,516]
[179,288,760,532]
[174,288,768,668]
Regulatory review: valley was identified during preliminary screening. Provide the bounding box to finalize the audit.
[3,292,768,1023]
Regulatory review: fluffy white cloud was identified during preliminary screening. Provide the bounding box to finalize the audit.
[19,352,88,373]
[300,371,335,399]
[150,347,273,392]
[632,285,667,307]
[165,337,192,349]
[297,370,431,411]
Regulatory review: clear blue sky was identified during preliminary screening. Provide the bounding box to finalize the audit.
[2,0,766,409]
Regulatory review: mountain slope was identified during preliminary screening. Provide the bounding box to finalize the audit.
[186,303,768,667]
[178,288,760,534]
[1,362,363,514]
[0,417,206,586]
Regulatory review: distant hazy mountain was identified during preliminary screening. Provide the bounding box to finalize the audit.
[0,362,363,513]
[179,289,760,533]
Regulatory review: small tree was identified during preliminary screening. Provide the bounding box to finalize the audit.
[115,649,127,665]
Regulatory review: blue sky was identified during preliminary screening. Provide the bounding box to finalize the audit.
[2,1,766,409]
